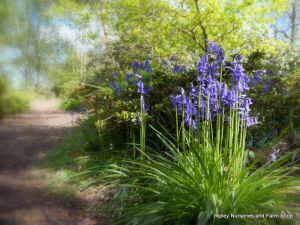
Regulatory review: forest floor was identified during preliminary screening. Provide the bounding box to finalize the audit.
[0,99,106,225]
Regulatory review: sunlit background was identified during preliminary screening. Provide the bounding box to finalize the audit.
[0,1,300,225]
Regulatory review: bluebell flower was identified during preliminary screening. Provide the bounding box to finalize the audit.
[145,59,150,66]
[262,84,271,93]
[110,82,120,93]
[239,97,252,116]
[131,60,152,73]
[246,117,259,127]
[180,65,187,73]
[126,73,135,84]
[189,84,199,99]
[131,61,139,70]
[226,89,237,109]
[135,73,142,79]
[266,70,272,77]
[173,64,181,73]
[220,83,229,105]
[185,99,197,117]
[230,60,250,93]
[170,93,187,115]
[197,54,208,75]
[207,41,225,64]
[254,70,263,81]
[161,60,168,65]
[207,61,220,77]
[136,80,146,95]
[169,56,176,61]
[236,54,242,62]
[145,67,152,73]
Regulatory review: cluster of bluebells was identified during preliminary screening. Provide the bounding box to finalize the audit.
[171,41,259,131]
[161,57,188,74]
[131,60,152,73]
[109,60,153,125]
[249,70,275,94]
[110,59,153,96]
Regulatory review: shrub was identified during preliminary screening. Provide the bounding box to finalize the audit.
[60,97,84,111]
[106,42,299,225]
[0,76,29,118]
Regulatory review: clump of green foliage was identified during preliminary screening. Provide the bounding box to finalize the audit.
[0,76,29,118]
[60,97,84,111]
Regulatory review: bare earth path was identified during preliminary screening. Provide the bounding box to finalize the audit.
[0,99,104,225]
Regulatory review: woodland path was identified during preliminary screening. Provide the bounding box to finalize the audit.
[0,99,105,225]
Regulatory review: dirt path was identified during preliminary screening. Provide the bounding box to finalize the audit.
[0,99,105,225]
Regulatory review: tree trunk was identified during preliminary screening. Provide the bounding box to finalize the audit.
[290,0,297,48]
[99,0,108,47]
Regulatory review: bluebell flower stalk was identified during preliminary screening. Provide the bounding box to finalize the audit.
[135,72,151,160]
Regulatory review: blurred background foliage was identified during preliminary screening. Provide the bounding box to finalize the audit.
[0,0,299,184]
[0,0,299,153]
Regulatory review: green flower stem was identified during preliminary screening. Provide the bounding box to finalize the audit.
[140,95,146,160]
[175,108,179,148]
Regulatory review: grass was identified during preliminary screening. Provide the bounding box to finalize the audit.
[0,91,30,117]
[105,129,300,225]
[41,115,126,197]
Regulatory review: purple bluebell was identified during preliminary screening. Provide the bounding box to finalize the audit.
[236,54,242,62]
[110,82,120,93]
[220,83,229,105]
[207,41,225,64]
[267,150,279,164]
[239,97,252,116]
[136,80,146,95]
[262,84,271,93]
[226,89,237,109]
[169,56,176,61]
[131,60,152,73]
[126,73,135,84]
[246,117,259,127]
[197,54,208,75]
[254,70,263,81]
[230,60,250,93]
[135,73,142,79]
[131,61,139,70]
[185,99,197,117]
[145,59,150,66]
[189,84,199,100]
[173,64,181,73]
[180,65,187,73]
[266,70,272,77]
[207,61,220,77]
[170,94,187,115]
[161,60,168,65]
[145,66,152,73]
